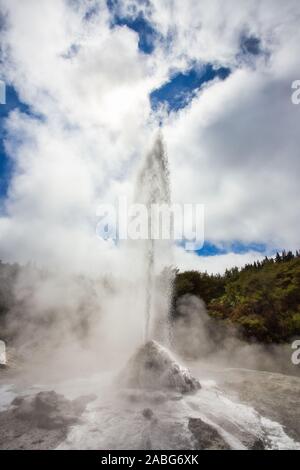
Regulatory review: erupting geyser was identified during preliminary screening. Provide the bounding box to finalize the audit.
[135,132,173,344]
[124,133,201,394]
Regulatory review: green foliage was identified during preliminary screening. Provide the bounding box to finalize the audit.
[236,315,269,341]
[173,270,225,307]
[173,251,300,343]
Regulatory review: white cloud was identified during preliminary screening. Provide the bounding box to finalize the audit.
[0,0,155,271]
[165,61,300,250]
[0,0,299,274]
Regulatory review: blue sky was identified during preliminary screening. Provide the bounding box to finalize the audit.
[108,1,232,113]
[196,241,269,257]
[107,0,158,54]
[0,86,26,197]
[109,10,157,54]
[150,65,230,112]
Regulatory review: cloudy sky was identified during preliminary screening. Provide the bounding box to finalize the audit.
[0,0,299,275]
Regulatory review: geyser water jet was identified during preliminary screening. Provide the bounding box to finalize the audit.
[135,133,173,344]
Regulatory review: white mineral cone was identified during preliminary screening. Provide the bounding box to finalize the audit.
[118,340,201,393]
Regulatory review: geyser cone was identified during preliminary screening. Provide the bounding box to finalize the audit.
[119,340,201,393]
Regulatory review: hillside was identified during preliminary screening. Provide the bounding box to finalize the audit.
[173,251,300,343]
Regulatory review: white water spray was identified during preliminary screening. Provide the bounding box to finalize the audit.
[135,133,173,344]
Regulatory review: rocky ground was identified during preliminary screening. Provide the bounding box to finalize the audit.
[0,390,96,450]
[0,345,300,450]
[213,368,300,444]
